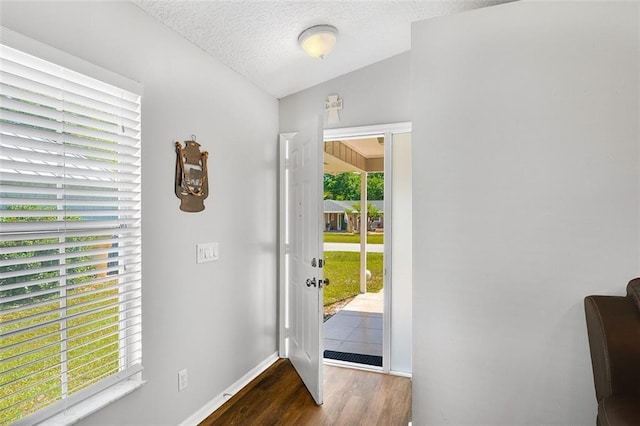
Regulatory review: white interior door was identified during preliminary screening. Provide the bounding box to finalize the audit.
[280,117,323,405]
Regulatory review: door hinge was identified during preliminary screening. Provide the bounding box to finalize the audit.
[284,243,290,254]
[284,327,290,338]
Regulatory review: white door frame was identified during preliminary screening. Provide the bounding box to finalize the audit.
[279,121,412,375]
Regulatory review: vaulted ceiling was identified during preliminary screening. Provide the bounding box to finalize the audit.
[132,0,515,99]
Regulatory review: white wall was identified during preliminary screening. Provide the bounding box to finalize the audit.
[1,2,279,424]
[279,52,410,132]
[391,133,413,374]
[411,1,639,424]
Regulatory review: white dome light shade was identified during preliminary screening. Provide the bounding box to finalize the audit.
[298,25,338,59]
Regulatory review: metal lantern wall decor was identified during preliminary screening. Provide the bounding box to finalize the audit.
[175,136,209,212]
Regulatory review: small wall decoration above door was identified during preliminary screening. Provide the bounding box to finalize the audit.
[325,94,343,124]
[175,136,209,212]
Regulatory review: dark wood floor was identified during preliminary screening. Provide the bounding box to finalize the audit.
[199,359,412,426]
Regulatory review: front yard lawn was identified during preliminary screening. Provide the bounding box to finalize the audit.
[322,251,383,307]
[323,233,384,245]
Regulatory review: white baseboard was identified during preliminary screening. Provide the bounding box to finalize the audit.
[179,352,279,426]
[389,370,412,379]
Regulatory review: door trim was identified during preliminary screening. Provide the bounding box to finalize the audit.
[325,122,411,375]
[324,122,412,141]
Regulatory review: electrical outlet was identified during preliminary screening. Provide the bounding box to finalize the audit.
[178,368,188,392]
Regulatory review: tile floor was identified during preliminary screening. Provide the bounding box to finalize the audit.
[323,290,383,357]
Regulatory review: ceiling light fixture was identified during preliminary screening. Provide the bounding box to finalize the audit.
[298,25,338,59]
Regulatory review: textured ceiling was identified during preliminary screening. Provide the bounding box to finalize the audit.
[132,0,514,98]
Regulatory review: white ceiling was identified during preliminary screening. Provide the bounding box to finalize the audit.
[132,0,514,99]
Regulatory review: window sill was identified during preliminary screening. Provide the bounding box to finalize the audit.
[40,377,145,426]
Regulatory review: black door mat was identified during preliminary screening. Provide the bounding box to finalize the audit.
[323,350,382,367]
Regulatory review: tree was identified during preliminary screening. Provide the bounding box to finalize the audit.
[348,202,382,232]
[350,202,381,220]
[367,173,384,200]
[323,173,360,200]
[324,172,384,200]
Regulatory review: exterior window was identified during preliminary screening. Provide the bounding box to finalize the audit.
[0,43,142,424]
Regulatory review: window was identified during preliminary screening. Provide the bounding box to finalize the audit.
[0,43,142,425]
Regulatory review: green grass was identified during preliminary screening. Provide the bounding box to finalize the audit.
[323,251,383,306]
[0,281,121,424]
[323,233,384,245]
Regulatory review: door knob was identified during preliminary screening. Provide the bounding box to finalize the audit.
[306,278,317,287]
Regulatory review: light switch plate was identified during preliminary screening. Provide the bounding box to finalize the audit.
[196,242,219,263]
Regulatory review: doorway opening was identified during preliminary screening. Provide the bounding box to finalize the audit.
[322,136,385,368]
[278,121,412,399]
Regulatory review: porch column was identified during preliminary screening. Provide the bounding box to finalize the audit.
[360,172,367,293]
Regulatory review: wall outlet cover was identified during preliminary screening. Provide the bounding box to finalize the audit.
[178,368,188,391]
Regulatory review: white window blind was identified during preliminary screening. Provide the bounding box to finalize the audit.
[0,43,142,425]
